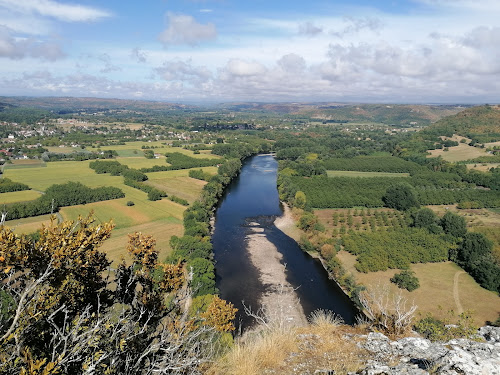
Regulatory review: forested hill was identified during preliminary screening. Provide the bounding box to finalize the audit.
[219,103,465,126]
[423,104,500,142]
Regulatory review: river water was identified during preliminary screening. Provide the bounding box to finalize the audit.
[212,154,359,328]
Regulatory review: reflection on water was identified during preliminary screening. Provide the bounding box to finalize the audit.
[212,154,359,328]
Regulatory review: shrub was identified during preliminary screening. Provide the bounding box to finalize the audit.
[126,201,135,206]
[390,269,420,291]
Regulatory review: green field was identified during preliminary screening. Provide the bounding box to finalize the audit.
[1,145,217,263]
[0,190,42,204]
[326,170,410,178]
[3,160,46,169]
[99,142,221,160]
[146,167,217,203]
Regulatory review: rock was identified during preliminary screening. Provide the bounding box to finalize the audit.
[358,327,500,375]
[479,326,500,343]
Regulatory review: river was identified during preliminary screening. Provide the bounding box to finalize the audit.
[211,154,359,328]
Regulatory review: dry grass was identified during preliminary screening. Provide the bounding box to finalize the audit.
[4,214,54,235]
[337,251,500,325]
[211,328,298,375]
[99,219,183,264]
[427,143,488,162]
[466,163,500,171]
[210,316,368,375]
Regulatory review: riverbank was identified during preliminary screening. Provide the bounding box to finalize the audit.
[274,202,302,241]
[246,223,307,328]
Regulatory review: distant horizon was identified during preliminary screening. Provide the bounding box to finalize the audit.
[0,1,499,103]
[0,94,496,108]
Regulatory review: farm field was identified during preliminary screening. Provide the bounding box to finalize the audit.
[337,251,500,325]
[145,167,216,203]
[4,161,124,191]
[314,205,500,325]
[4,214,54,235]
[1,145,215,263]
[427,143,488,161]
[466,163,500,171]
[99,141,220,159]
[326,170,410,178]
[0,190,42,204]
[7,159,46,167]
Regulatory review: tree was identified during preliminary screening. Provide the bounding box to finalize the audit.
[411,207,441,233]
[391,269,420,291]
[294,191,306,209]
[0,215,234,374]
[382,183,420,211]
[440,211,467,238]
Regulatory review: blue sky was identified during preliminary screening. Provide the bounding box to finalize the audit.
[1,0,499,103]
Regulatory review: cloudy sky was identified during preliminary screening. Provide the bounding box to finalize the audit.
[1,0,499,103]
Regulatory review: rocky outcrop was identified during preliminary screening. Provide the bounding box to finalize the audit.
[354,327,500,375]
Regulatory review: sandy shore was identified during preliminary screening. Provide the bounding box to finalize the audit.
[274,202,302,241]
[246,221,307,329]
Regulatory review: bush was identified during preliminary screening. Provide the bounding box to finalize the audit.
[126,201,135,206]
[414,311,477,341]
[147,189,162,201]
[383,183,420,211]
[390,269,420,291]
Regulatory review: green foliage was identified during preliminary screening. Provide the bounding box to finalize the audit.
[165,152,220,169]
[383,183,420,211]
[458,232,500,293]
[126,200,135,206]
[5,182,124,220]
[294,191,306,209]
[440,211,467,238]
[188,258,217,297]
[391,269,420,291]
[342,228,452,272]
[414,311,478,342]
[143,149,155,159]
[289,176,398,208]
[323,156,422,174]
[0,177,30,193]
[168,195,189,206]
[411,207,441,234]
[147,189,162,201]
[188,168,212,181]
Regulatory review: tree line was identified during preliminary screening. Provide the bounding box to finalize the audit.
[0,178,30,193]
[4,181,124,220]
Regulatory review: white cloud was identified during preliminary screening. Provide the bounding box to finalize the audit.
[299,22,323,36]
[277,53,306,73]
[154,59,212,84]
[158,12,216,46]
[0,25,65,60]
[130,47,147,63]
[98,53,121,73]
[330,16,384,38]
[221,59,267,77]
[0,0,111,22]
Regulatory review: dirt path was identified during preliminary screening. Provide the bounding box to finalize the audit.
[453,271,465,314]
[246,223,307,329]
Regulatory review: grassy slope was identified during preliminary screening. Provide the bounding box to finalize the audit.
[425,105,500,140]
